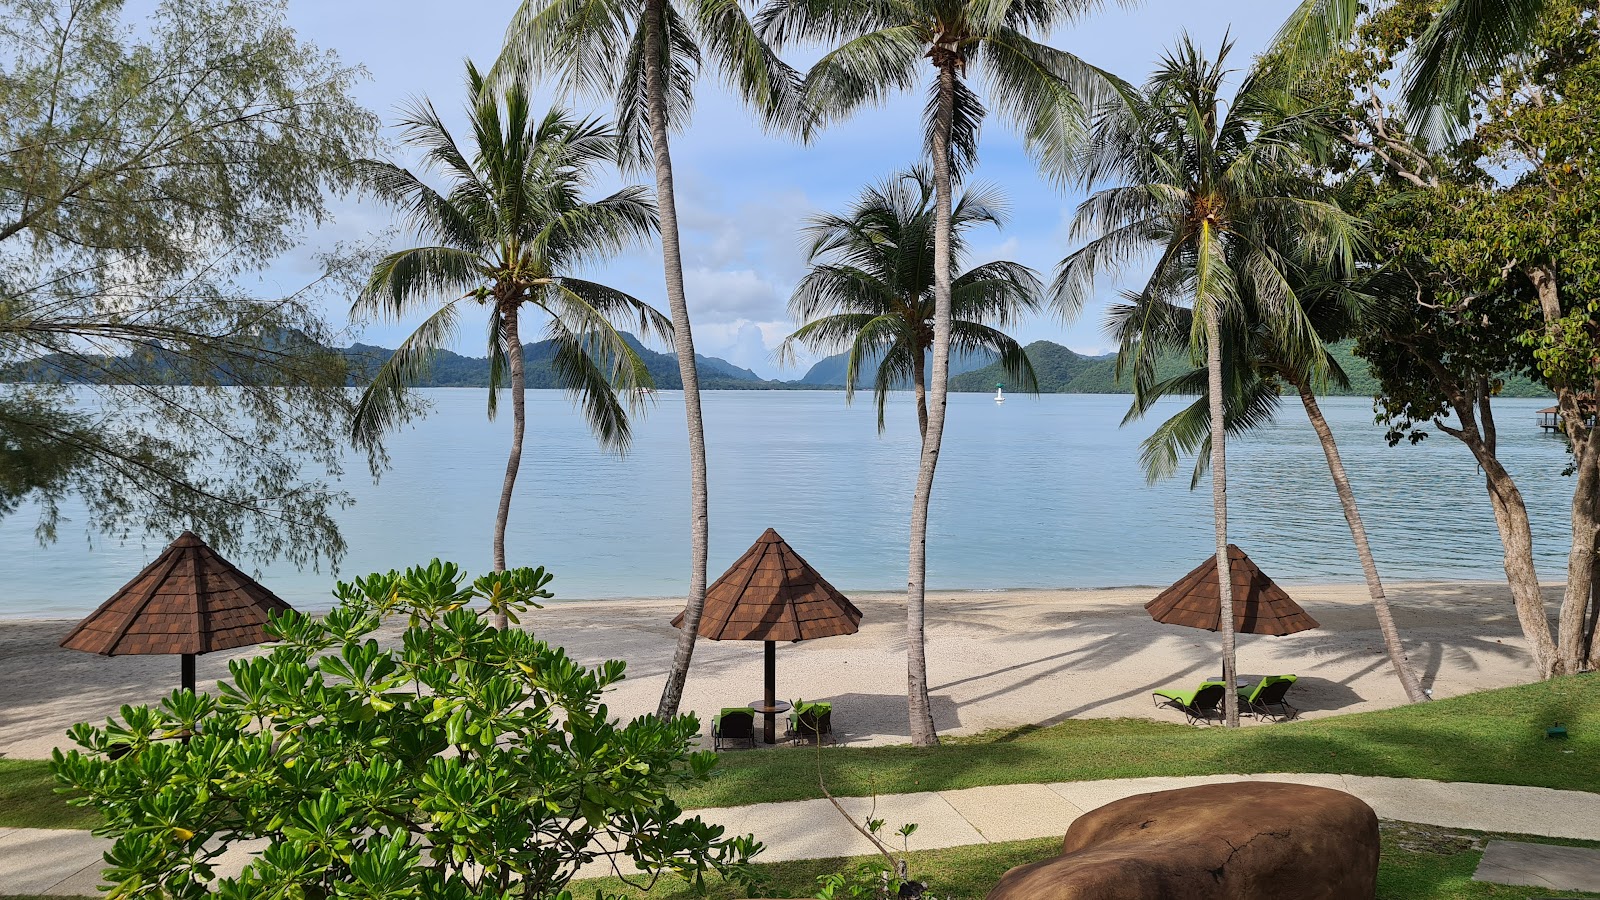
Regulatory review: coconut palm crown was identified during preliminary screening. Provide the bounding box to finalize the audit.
[781,169,1041,436]
[1273,0,1546,128]
[1054,36,1362,726]
[1111,254,1431,704]
[495,0,804,721]
[758,0,1117,749]
[351,64,669,607]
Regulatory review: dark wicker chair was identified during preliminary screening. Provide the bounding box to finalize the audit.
[787,700,834,745]
[712,707,755,750]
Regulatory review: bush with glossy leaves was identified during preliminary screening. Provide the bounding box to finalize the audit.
[52,560,760,899]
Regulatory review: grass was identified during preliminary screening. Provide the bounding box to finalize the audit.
[565,823,1600,900]
[0,758,96,830]
[4,675,1594,831]
[8,825,1599,900]
[677,674,1599,809]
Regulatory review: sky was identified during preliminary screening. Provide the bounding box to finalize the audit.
[251,0,1293,379]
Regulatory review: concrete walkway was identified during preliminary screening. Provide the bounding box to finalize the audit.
[5,773,1598,895]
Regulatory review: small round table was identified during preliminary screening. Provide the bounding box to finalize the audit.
[747,700,792,744]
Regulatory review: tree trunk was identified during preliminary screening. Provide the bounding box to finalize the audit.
[1584,543,1599,670]
[647,0,712,720]
[491,303,525,630]
[912,344,928,441]
[903,61,959,747]
[1436,381,1559,676]
[1530,263,1599,676]
[1559,427,1598,675]
[1294,379,1429,701]
[1203,303,1239,727]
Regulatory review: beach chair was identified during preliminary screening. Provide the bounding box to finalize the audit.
[787,699,834,745]
[1239,674,1299,721]
[1152,681,1228,725]
[712,707,756,750]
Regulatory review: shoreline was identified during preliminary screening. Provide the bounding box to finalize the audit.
[0,579,1550,758]
[0,578,1537,622]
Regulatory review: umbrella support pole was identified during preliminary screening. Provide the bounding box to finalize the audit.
[764,640,776,744]
[181,654,196,693]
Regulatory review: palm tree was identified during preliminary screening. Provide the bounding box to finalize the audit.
[1053,37,1360,726]
[758,0,1112,747]
[351,65,669,627]
[1274,0,1545,126]
[494,0,800,720]
[780,169,1040,437]
[1114,266,1431,704]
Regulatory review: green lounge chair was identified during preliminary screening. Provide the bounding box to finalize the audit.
[1239,674,1299,721]
[786,699,834,745]
[1152,681,1227,725]
[712,707,755,750]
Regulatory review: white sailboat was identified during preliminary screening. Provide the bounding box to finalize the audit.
[994,382,1005,404]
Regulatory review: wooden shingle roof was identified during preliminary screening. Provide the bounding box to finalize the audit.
[671,528,862,642]
[1144,544,1320,636]
[60,531,293,656]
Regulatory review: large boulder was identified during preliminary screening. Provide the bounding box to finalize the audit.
[987,782,1378,900]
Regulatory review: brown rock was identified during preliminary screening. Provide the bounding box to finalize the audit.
[987,782,1378,900]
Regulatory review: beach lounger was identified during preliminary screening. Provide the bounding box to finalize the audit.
[712,707,756,750]
[1240,674,1299,721]
[787,699,834,745]
[1152,681,1227,725]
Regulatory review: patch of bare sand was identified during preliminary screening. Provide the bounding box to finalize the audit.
[0,581,1547,758]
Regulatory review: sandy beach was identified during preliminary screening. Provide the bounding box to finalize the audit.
[0,580,1551,759]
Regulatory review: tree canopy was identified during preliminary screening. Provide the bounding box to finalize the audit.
[0,0,380,568]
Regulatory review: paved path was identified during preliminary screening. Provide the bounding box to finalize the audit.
[5,773,1598,895]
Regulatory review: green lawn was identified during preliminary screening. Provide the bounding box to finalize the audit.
[567,824,1600,900]
[6,824,1597,900]
[4,674,1594,831]
[0,758,96,829]
[677,674,1598,809]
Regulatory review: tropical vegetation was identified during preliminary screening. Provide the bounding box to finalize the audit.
[49,561,759,897]
[493,0,802,720]
[1304,0,1600,676]
[758,0,1118,746]
[351,65,668,628]
[780,168,1041,436]
[0,0,380,570]
[1116,239,1430,703]
[1052,37,1362,725]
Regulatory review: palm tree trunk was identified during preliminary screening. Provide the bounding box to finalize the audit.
[492,303,525,630]
[646,0,712,720]
[1294,378,1428,702]
[913,344,928,441]
[1204,304,1239,727]
[903,61,959,747]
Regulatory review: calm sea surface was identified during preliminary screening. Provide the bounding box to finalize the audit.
[0,390,1577,617]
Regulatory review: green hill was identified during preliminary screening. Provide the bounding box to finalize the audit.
[950,339,1553,399]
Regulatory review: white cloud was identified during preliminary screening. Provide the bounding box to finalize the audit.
[682,267,789,323]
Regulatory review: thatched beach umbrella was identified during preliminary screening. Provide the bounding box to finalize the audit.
[671,528,862,743]
[61,531,294,692]
[1146,544,1319,637]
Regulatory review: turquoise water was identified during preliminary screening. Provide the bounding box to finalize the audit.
[0,390,1575,617]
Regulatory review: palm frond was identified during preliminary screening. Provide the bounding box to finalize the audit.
[351,300,466,450]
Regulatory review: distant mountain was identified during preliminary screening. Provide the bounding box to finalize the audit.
[950,341,1130,393]
[342,333,811,392]
[950,339,1554,399]
[797,347,995,387]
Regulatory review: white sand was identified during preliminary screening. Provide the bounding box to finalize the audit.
[0,581,1548,759]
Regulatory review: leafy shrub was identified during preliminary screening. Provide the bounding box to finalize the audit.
[52,561,760,898]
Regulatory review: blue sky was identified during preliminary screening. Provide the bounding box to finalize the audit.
[257,1,1291,378]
